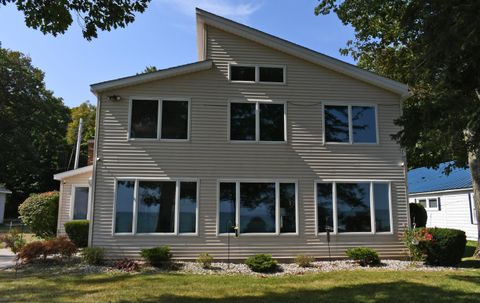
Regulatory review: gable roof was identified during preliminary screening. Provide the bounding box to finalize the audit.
[91,60,212,93]
[196,8,410,98]
[54,165,93,181]
[408,162,472,194]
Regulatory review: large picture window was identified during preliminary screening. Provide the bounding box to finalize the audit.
[230,101,286,142]
[72,186,89,220]
[114,179,198,235]
[324,104,377,144]
[218,181,297,235]
[129,99,190,140]
[315,181,392,234]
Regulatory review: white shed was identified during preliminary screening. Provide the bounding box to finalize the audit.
[0,185,12,224]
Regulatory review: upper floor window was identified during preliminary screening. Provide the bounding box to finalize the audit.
[229,64,285,84]
[230,101,286,142]
[130,99,189,140]
[324,105,377,144]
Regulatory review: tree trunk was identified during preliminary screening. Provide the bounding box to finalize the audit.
[468,152,480,257]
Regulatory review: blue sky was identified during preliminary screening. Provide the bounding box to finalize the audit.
[0,0,355,107]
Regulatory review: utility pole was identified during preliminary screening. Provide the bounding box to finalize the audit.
[74,118,83,169]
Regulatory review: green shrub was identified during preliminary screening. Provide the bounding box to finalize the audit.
[0,229,26,254]
[140,246,172,267]
[197,253,214,269]
[64,220,89,248]
[19,191,59,239]
[81,247,104,265]
[245,254,278,272]
[295,255,314,268]
[346,247,381,267]
[423,228,466,266]
[409,203,427,228]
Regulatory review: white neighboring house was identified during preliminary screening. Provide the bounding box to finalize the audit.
[408,163,478,240]
[0,185,12,224]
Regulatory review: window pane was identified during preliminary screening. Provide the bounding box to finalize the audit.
[130,100,158,138]
[352,106,377,143]
[374,183,391,232]
[428,198,438,209]
[240,183,276,233]
[161,101,188,139]
[219,183,236,233]
[115,180,135,233]
[73,187,89,220]
[280,183,296,233]
[230,103,256,140]
[324,105,349,142]
[179,182,197,233]
[418,199,427,208]
[259,67,284,83]
[260,103,285,141]
[337,183,371,232]
[317,183,333,233]
[230,65,255,81]
[137,181,176,233]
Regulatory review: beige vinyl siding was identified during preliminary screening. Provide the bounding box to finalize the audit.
[91,25,408,259]
[57,171,91,235]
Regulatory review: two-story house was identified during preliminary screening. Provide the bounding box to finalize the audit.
[54,9,410,260]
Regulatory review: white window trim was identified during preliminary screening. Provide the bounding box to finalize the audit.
[314,180,393,236]
[322,103,379,145]
[127,97,191,141]
[69,184,91,221]
[227,99,287,143]
[216,179,298,236]
[469,192,477,225]
[228,63,287,85]
[112,177,199,236]
[415,197,440,211]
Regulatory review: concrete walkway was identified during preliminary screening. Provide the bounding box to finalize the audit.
[0,248,16,270]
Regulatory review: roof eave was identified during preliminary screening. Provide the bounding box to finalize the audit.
[196,8,409,97]
[54,165,93,181]
[90,60,213,94]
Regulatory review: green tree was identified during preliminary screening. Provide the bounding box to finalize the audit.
[0,45,70,216]
[66,102,96,168]
[1,0,151,40]
[315,0,480,255]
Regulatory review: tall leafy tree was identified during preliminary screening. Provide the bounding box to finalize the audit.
[1,0,151,40]
[315,0,480,254]
[66,101,96,168]
[0,45,70,216]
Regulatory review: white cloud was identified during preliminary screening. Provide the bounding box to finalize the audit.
[157,0,262,22]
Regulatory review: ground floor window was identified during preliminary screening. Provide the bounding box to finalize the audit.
[218,181,297,235]
[72,186,89,220]
[316,181,392,234]
[114,179,198,235]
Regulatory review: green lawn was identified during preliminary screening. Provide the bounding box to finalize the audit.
[0,268,479,303]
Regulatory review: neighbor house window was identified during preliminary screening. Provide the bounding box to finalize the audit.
[470,193,477,225]
[218,181,297,235]
[315,181,392,234]
[416,197,439,210]
[72,186,89,220]
[229,64,285,84]
[324,105,377,144]
[230,102,286,142]
[129,99,190,140]
[114,179,197,234]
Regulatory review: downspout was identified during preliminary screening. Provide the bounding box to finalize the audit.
[87,93,102,247]
[400,90,412,231]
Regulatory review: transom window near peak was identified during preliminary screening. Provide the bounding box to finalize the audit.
[229,64,286,84]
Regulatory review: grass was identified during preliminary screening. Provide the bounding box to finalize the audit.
[0,268,479,303]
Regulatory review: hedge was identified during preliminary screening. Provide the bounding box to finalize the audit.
[19,191,59,239]
[64,220,89,248]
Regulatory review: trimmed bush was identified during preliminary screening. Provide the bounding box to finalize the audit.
[421,228,466,266]
[295,255,314,268]
[197,253,214,269]
[140,246,172,267]
[19,191,59,239]
[17,236,77,263]
[346,247,381,267]
[245,254,278,272]
[64,220,89,248]
[409,203,427,228]
[81,247,104,265]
